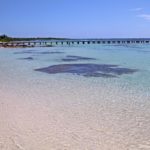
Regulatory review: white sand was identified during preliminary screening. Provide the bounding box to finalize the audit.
[1,76,150,150]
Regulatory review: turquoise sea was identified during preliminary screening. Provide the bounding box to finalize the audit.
[1,44,150,91]
[0,44,150,150]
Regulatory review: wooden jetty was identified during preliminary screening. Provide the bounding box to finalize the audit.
[0,38,150,47]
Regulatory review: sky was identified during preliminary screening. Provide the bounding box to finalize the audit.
[0,0,150,38]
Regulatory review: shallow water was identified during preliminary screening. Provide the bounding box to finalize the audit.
[0,44,150,150]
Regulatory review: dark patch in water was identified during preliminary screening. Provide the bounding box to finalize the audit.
[14,51,64,55]
[39,51,64,54]
[14,51,34,54]
[62,55,96,62]
[19,57,34,60]
[84,72,117,78]
[35,63,138,78]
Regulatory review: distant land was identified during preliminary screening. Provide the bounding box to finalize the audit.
[0,35,67,42]
[0,34,69,48]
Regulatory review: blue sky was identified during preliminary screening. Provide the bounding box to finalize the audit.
[0,0,150,38]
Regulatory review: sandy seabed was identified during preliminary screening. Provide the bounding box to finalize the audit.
[0,47,150,150]
[0,75,150,150]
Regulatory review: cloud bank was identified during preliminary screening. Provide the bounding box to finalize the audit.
[138,14,150,21]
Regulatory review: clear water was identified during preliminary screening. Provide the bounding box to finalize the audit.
[1,44,150,90]
[0,44,150,150]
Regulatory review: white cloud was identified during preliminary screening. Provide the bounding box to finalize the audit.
[138,14,150,21]
[130,8,143,12]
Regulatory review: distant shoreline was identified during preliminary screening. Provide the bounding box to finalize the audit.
[1,34,150,48]
[0,45,53,48]
[0,35,66,48]
[0,34,68,42]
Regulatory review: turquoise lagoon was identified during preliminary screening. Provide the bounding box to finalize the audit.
[1,44,150,91]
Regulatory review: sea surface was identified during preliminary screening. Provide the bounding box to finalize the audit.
[0,44,150,150]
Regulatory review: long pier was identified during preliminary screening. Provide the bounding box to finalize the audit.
[0,38,150,47]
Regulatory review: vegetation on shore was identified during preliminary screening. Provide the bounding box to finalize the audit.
[0,34,67,42]
[0,35,12,42]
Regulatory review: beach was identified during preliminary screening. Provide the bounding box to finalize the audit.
[0,45,150,150]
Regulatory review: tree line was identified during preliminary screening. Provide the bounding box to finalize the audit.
[0,35,67,42]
